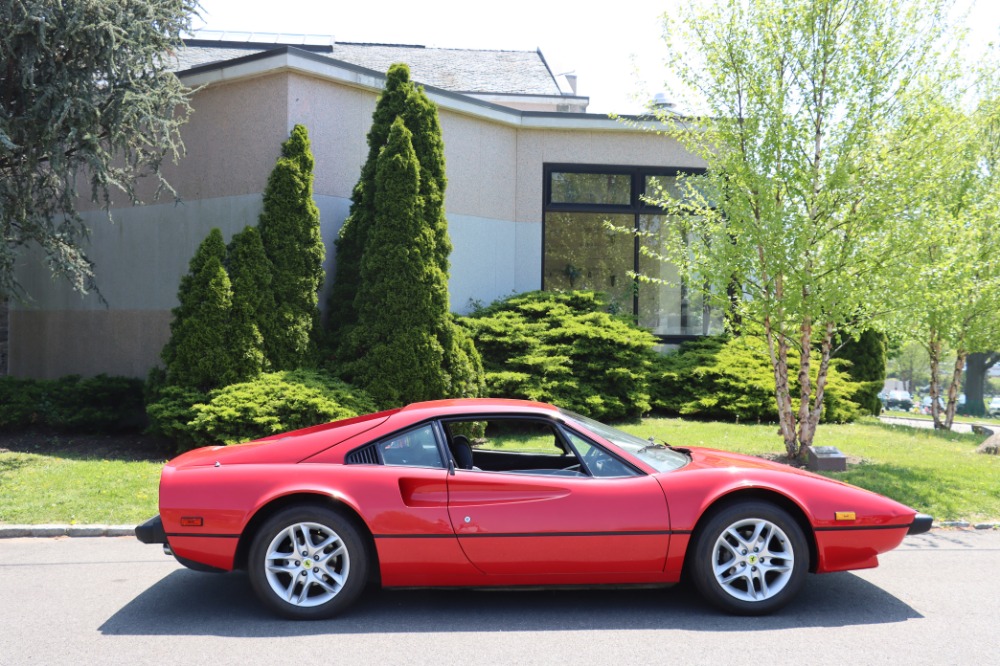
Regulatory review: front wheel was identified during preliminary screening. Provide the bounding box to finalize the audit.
[689,501,808,615]
[248,505,369,619]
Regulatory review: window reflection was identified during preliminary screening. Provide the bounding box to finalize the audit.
[543,166,720,339]
[551,172,631,205]
[543,212,635,314]
[637,215,722,336]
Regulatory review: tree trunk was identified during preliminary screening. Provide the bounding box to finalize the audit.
[763,315,798,459]
[928,335,945,430]
[795,316,813,456]
[943,352,966,430]
[803,322,835,448]
[963,352,1000,416]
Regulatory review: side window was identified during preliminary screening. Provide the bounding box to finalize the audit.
[473,419,565,454]
[564,429,638,478]
[377,424,444,468]
[442,418,583,476]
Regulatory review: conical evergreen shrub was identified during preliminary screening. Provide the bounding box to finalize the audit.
[329,65,482,404]
[328,63,452,337]
[258,124,325,369]
[164,250,236,391]
[343,118,449,406]
[225,226,272,379]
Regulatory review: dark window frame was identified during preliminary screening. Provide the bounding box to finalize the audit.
[542,163,709,344]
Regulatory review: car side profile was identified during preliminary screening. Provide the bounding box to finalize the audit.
[136,398,931,618]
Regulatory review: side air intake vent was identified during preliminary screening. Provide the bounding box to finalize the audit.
[345,444,379,465]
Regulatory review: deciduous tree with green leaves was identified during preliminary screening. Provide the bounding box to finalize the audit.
[0,0,197,298]
[650,0,953,458]
[896,82,1000,430]
[258,124,325,369]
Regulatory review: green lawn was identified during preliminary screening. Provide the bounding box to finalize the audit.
[0,451,162,525]
[1,417,998,524]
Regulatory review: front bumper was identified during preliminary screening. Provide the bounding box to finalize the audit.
[907,513,934,535]
[135,515,167,544]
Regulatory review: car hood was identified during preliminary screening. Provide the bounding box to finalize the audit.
[671,446,919,528]
[683,446,853,486]
[167,413,391,469]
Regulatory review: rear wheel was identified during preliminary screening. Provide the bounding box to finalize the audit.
[690,501,808,615]
[248,505,368,619]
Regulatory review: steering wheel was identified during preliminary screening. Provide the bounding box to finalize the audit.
[582,446,605,475]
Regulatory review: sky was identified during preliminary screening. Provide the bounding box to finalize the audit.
[192,0,1000,115]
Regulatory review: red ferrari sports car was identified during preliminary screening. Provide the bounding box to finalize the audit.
[136,398,931,618]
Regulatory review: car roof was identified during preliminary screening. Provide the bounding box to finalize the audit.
[392,398,562,425]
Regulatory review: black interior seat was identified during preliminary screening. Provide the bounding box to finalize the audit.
[449,435,476,470]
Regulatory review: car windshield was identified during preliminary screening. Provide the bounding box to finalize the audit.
[559,409,689,473]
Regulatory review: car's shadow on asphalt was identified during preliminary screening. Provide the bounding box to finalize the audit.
[99,568,921,637]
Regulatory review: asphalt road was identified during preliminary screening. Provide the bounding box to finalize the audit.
[1,530,998,666]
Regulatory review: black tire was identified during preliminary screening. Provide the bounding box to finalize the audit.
[247,505,369,620]
[689,501,808,615]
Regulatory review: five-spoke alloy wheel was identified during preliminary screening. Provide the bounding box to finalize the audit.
[690,501,808,615]
[248,505,368,619]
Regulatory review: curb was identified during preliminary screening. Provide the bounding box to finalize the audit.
[938,521,1000,530]
[0,524,135,538]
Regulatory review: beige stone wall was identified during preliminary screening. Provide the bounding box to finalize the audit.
[439,111,519,221]
[7,65,704,379]
[287,73,376,198]
[75,75,291,213]
[159,75,291,202]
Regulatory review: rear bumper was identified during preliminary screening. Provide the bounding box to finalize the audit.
[135,515,167,545]
[907,513,934,535]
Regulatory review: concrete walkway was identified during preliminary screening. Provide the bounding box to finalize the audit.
[879,415,994,434]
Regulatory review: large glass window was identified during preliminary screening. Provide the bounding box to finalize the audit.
[543,165,722,341]
[543,211,635,314]
[550,172,631,205]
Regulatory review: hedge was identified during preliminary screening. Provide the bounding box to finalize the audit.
[146,370,375,451]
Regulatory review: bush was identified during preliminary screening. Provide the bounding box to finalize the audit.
[146,370,376,451]
[338,118,482,407]
[651,335,863,423]
[0,375,145,432]
[460,291,658,421]
[832,329,887,416]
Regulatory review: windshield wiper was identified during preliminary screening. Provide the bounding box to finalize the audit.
[638,436,668,453]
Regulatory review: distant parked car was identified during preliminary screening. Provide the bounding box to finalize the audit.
[920,396,944,413]
[884,390,913,411]
[919,394,966,414]
[989,397,1000,417]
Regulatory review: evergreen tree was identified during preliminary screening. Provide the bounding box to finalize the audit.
[1,0,197,298]
[344,119,448,406]
[161,228,227,376]
[833,329,888,416]
[258,124,325,370]
[164,249,236,391]
[328,63,451,339]
[330,64,482,403]
[225,226,272,380]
